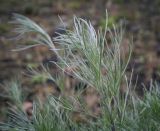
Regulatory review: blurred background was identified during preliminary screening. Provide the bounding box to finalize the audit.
[0,0,160,121]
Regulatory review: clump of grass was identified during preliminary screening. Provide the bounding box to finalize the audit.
[0,12,160,131]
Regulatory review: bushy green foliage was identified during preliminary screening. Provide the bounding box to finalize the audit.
[0,13,160,131]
